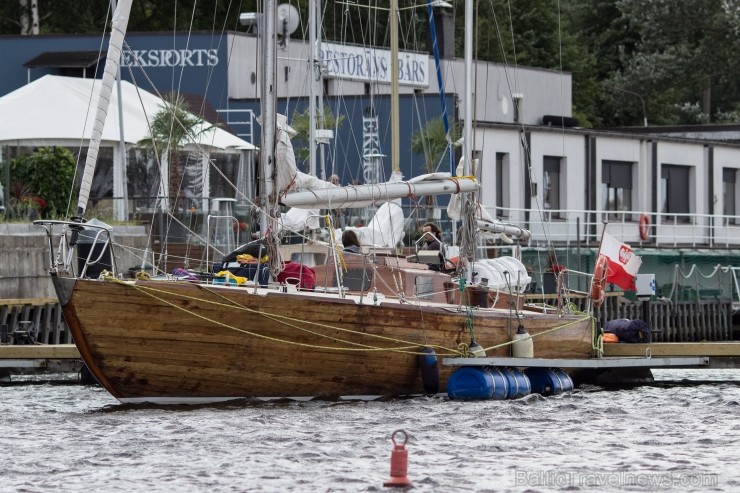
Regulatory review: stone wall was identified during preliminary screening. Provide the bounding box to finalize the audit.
[0,223,149,299]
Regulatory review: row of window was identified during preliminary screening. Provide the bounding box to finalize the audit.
[490,155,738,222]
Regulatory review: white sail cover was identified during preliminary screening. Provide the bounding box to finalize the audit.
[336,201,405,248]
[275,114,336,196]
[280,207,321,231]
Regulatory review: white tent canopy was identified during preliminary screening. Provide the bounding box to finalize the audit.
[0,75,255,219]
[0,74,255,150]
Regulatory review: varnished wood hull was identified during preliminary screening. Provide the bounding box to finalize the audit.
[54,275,594,403]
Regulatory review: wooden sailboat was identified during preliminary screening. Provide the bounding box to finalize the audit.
[35,0,596,404]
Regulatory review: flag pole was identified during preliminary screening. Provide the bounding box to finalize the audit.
[596,220,608,257]
[590,220,609,313]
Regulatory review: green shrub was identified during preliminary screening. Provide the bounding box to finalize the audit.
[6,147,78,218]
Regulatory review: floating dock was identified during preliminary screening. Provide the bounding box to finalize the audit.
[446,342,740,370]
[0,344,82,379]
[445,356,710,369]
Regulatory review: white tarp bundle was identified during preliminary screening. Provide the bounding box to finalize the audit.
[337,201,405,248]
[471,257,532,293]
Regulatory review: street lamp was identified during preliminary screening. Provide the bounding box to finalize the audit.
[614,87,648,127]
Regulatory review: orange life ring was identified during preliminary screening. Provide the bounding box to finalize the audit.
[639,213,650,241]
[590,255,608,308]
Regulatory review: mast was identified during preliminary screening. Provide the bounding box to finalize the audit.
[308,0,318,178]
[462,0,472,178]
[260,0,278,234]
[458,0,475,274]
[76,0,132,219]
[390,0,400,179]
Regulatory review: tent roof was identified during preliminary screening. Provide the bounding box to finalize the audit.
[0,75,255,151]
[24,51,106,69]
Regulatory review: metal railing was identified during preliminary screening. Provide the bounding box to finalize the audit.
[216,108,256,142]
[487,206,740,249]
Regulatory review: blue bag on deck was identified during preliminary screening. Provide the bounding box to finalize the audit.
[603,318,651,343]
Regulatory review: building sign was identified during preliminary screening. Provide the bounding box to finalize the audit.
[320,42,429,87]
[121,48,219,68]
[362,109,384,184]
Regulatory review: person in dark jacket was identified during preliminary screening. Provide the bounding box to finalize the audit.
[422,223,442,251]
[421,223,445,270]
[342,230,362,254]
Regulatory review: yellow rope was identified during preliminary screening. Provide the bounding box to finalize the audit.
[326,214,347,273]
[106,278,594,359]
[593,324,604,358]
[116,278,464,356]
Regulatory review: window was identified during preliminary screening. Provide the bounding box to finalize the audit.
[496,152,508,217]
[543,156,561,216]
[723,168,737,225]
[660,164,690,222]
[601,160,633,219]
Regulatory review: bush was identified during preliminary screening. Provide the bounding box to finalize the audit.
[6,147,78,218]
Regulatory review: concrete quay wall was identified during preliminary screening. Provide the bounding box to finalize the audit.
[0,223,149,299]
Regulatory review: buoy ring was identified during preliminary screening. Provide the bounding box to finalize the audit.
[639,213,650,241]
[590,255,608,308]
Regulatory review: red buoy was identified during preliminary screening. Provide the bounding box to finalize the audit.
[383,429,413,488]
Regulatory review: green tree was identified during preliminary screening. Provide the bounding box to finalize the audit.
[5,146,78,218]
[289,105,345,173]
[605,0,740,125]
[411,116,456,175]
[410,117,458,220]
[137,94,213,211]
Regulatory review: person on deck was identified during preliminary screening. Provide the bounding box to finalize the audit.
[422,223,443,251]
[421,223,445,271]
[342,230,362,254]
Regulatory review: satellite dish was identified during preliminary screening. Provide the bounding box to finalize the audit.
[277,4,299,37]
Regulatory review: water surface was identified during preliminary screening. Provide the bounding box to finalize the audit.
[2,369,739,492]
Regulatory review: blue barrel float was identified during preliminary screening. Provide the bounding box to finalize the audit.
[500,367,531,399]
[448,366,572,400]
[446,367,509,400]
[524,367,573,396]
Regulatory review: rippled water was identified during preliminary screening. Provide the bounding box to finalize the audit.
[2,369,740,492]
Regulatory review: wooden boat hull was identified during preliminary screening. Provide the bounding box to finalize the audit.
[54,275,594,403]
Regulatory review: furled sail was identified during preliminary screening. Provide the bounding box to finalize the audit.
[76,0,132,217]
[273,114,479,210]
[281,173,478,209]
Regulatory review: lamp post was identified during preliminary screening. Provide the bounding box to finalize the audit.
[614,87,648,127]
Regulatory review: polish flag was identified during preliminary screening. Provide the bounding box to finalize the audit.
[599,232,642,290]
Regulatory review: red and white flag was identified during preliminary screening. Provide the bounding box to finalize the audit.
[598,232,642,290]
